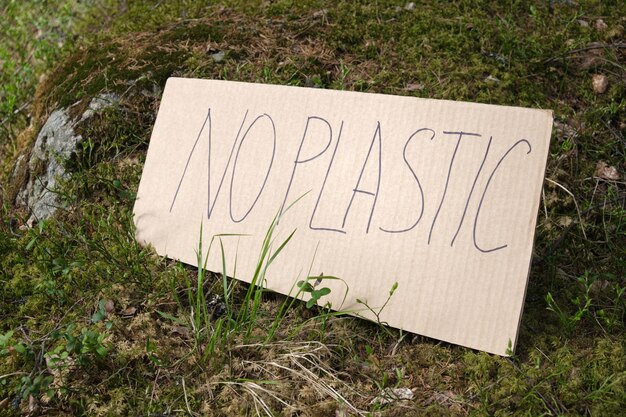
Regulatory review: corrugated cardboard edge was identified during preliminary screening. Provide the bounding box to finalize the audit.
[510,109,554,355]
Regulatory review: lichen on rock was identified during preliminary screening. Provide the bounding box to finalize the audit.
[14,94,120,225]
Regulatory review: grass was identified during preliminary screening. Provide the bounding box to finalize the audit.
[0,0,104,177]
[1,0,625,415]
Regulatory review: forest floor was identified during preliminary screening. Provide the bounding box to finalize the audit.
[1,1,625,416]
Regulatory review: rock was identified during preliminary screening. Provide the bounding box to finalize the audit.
[16,108,79,225]
[595,19,608,31]
[405,2,416,10]
[370,387,414,405]
[594,161,620,181]
[15,94,119,225]
[484,75,501,83]
[592,74,608,94]
[80,93,119,121]
[577,20,589,28]
[210,50,225,62]
[405,82,424,91]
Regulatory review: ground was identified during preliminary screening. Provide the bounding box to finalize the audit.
[0,1,625,416]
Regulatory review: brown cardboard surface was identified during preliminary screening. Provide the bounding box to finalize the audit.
[133,77,553,356]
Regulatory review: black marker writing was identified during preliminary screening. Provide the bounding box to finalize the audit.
[229,113,277,223]
[380,128,435,234]
[310,120,346,234]
[450,136,492,247]
[428,131,481,244]
[473,139,532,253]
[170,108,211,213]
[208,110,249,219]
[342,122,382,234]
[279,116,333,222]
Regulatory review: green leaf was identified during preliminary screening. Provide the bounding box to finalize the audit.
[91,310,105,323]
[156,310,186,325]
[91,300,107,322]
[0,330,14,345]
[25,237,37,251]
[317,287,331,297]
[66,338,78,353]
[306,299,316,309]
[145,338,163,366]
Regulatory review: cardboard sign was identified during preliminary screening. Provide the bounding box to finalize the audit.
[134,78,552,355]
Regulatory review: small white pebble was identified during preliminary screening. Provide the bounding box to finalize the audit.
[595,19,608,31]
[592,74,608,94]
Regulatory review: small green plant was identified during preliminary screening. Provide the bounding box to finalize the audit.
[91,299,107,324]
[356,282,399,336]
[49,323,109,364]
[1,320,109,410]
[164,205,302,366]
[297,275,332,309]
[545,273,593,334]
[18,375,55,403]
[0,330,27,356]
[505,339,514,357]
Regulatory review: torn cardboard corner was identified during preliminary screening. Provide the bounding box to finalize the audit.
[133,77,553,356]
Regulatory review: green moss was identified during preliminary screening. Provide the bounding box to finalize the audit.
[1,1,625,415]
[160,21,225,43]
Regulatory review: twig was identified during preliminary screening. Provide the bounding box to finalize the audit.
[0,371,29,379]
[544,42,626,63]
[602,119,626,150]
[545,178,587,239]
[182,377,193,416]
[0,101,30,127]
[149,368,161,409]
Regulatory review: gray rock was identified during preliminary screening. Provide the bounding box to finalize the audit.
[16,94,118,225]
[210,51,225,62]
[370,387,414,405]
[80,93,120,121]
